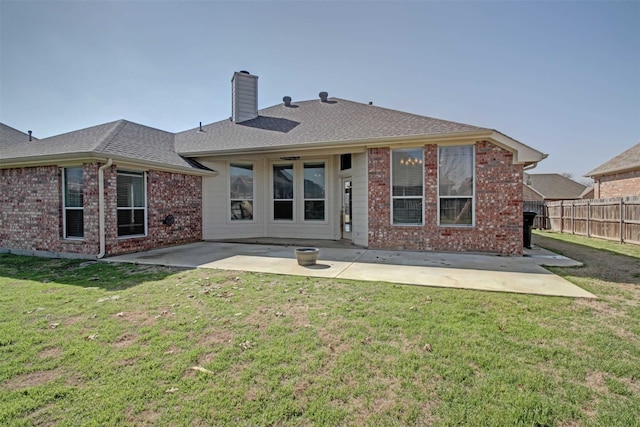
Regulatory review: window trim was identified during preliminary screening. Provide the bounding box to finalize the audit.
[390,147,425,226]
[229,162,255,222]
[437,144,475,227]
[116,170,148,239]
[272,162,296,222]
[62,166,84,240]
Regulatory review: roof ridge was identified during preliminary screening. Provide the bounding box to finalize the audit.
[95,119,128,154]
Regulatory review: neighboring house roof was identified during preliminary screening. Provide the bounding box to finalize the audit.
[175,98,545,164]
[0,123,37,144]
[0,120,213,174]
[524,173,587,200]
[586,143,640,177]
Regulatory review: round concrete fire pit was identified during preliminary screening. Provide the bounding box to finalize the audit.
[294,247,319,266]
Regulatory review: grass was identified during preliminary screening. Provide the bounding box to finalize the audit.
[1,234,639,426]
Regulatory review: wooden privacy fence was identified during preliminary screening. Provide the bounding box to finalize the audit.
[546,197,640,245]
[523,200,549,229]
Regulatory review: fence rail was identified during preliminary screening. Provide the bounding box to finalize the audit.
[544,197,640,245]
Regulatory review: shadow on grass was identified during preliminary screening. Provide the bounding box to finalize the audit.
[0,254,186,291]
[533,234,640,285]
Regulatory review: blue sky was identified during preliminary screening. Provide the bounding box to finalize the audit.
[1,0,638,181]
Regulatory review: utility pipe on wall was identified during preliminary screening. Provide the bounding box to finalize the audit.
[97,158,113,259]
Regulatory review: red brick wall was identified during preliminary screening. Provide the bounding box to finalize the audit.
[368,141,524,255]
[104,168,203,255]
[1,164,202,258]
[0,165,101,255]
[594,170,640,198]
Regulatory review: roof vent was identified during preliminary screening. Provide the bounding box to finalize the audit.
[368,101,373,106]
[283,96,292,107]
[319,91,328,102]
[28,130,32,141]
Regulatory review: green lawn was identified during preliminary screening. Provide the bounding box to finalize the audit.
[1,234,639,426]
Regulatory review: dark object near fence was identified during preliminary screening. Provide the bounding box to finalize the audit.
[523,212,537,249]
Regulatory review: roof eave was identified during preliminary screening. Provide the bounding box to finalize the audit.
[178,130,495,157]
[585,165,640,178]
[179,129,547,167]
[0,152,218,176]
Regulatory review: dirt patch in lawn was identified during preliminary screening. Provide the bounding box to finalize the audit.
[5,369,63,390]
[39,346,63,359]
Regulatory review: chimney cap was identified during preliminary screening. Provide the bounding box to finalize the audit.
[283,96,292,107]
[319,91,328,102]
[239,70,250,74]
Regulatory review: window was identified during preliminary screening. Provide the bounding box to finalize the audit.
[63,167,83,238]
[439,145,474,225]
[392,148,424,224]
[273,164,294,220]
[304,162,326,221]
[117,171,146,237]
[340,154,352,171]
[230,164,254,220]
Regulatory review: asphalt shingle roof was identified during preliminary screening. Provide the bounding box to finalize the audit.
[586,143,640,177]
[524,173,587,200]
[175,98,488,155]
[0,123,37,145]
[0,120,209,172]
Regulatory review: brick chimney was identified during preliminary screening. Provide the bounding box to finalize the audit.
[231,71,258,123]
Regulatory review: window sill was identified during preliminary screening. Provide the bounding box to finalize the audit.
[117,235,147,240]
[61,238,85,244]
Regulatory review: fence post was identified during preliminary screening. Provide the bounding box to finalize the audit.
[620,198,624,244]
[587,200,590,238]
[571,201,575,235]
[560,201,564,233]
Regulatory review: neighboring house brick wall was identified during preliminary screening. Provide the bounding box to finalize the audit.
[1,164,202,257]
[104,167,203,256]
[368,141,523,255]
[594,170,640,198]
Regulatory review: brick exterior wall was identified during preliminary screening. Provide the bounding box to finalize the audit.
[594,170,640,198]
[104,168,203,255]
[1,163,202,258]
[368,141,524,255]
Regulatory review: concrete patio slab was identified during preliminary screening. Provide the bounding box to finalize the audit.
[104,241,596,299]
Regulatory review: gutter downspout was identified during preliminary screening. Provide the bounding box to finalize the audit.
[97,158,113,259]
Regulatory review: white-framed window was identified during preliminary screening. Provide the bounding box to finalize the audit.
[303,162,326,221]
[438,145,474,226]
[273,164,294,221]
[63,167,84,238]
[230,163,254,221]
[391,148,424,225]
[117,171,147,237]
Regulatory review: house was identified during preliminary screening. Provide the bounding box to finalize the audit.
[586,143,640,198]
[523,173,591,201]
[1,71,547,258]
